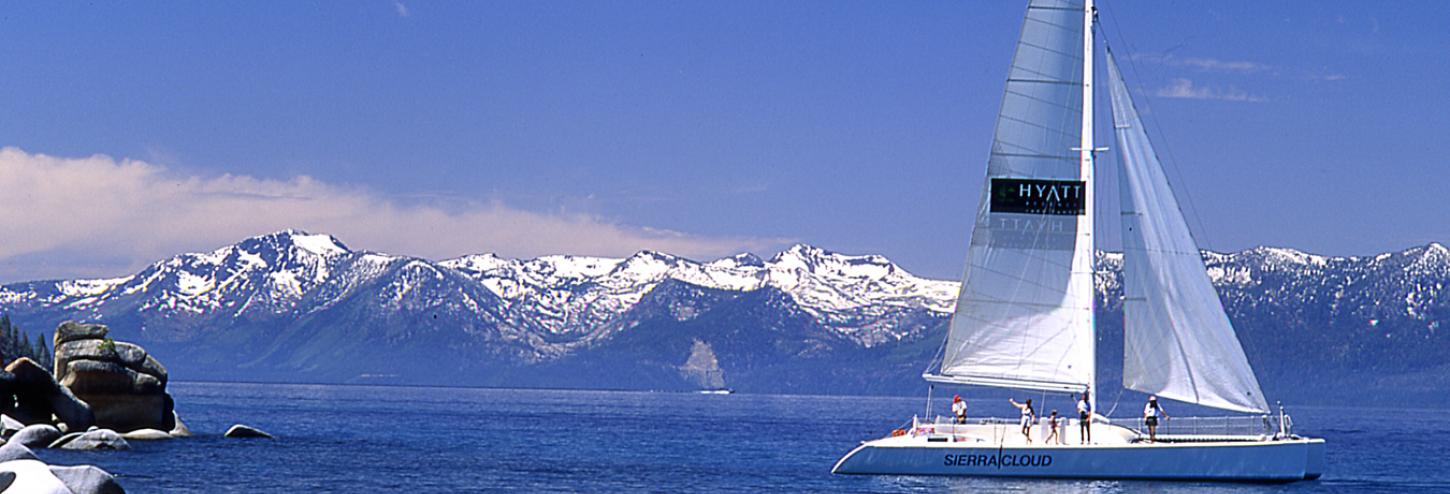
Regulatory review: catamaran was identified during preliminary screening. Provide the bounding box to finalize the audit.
[832,0,1325,481]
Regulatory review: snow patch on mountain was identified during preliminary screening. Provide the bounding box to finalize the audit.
[292,233,349,257]
[58,277,133,298]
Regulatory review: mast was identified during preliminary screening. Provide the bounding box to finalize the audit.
[1079,0,1098,416]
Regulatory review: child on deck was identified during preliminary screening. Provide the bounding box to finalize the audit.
[1047,410,1062,445]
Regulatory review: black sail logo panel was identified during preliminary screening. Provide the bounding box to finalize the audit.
[990,178,1086,216]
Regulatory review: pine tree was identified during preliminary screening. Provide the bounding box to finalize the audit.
[35,334,50,369]
[18,331,33,362]
[0,312,8,363]
[0,314,11,363]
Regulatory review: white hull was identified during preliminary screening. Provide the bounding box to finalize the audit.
[833,423,1324,482]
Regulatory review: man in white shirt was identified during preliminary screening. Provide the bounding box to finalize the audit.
[1076,392,1092,444]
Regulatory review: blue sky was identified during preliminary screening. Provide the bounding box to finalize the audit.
[0,1,1446,281]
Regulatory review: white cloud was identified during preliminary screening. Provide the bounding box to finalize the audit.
[1155,78,1265,102]
[0,147,788,281]
[1177,57,1268,73]
[393,1,410,17]
[1133,54,1271,74]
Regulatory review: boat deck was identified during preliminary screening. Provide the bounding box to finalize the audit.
[834,416,1324,480]
[902,413,1287,447]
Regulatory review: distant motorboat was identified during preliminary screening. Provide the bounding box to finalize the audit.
[697,388,734,395]
[832,0,1323,482]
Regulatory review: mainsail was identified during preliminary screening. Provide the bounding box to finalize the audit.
[932,0,1095,393]
[1106,51,1270,414]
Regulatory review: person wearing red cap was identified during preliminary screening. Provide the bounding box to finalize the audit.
[951,395,967,424]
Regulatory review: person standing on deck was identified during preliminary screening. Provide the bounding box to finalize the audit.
[1046,410,1062,445]
[1144,396,1168,442]
[951,395,967,424]
[1077,392,1092,444]
[1009,398,1035,444]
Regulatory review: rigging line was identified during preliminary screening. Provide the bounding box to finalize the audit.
[1040,389,1048,424]
[924,327,949,376]
[1098,2,1219,255]
[1105,384,1126,418]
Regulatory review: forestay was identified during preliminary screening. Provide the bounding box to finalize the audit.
[1106,51,1270,414]
[935,0,1095,393]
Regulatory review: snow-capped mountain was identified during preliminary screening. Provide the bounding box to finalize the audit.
[0,230,1446,404]
[2,231,349,318]
[441,243,956,347]
[0,230,957,367]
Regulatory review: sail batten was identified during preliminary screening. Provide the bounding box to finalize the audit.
[1106,51,1270,414]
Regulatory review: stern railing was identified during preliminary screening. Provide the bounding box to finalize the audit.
[1131,413,1295,439]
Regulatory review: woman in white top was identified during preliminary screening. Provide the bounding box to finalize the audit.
[1143,395,1168,442]
[1009,398,1035,444]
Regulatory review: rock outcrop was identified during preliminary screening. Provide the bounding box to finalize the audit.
[1,414,24,437]
[52,322,174,432]
[0,442,39,462]
[224,424,274,439]
[11,424,62,448]
[6,358,94,431]
[168,411,191,437]
[47,432,82,449]
[0,443,125,493]
[56,429,130,451]
[0,459,71,493]
[119,429,172,441]
[48,464,126,494]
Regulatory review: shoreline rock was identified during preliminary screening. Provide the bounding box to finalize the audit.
[12,424,62,448]
[224,424,274,439]
[0,442,39,462]
[119,429,172,441]
[52,322,173,432]
[0,443,124,493]
[57,429,131,451]
[49,464,125,494]
[6,358,94,431]
[168,411,191,437]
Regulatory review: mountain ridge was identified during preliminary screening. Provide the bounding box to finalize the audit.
[0,230,1446,405]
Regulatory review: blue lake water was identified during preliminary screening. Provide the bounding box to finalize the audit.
[31,382,1449,492]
